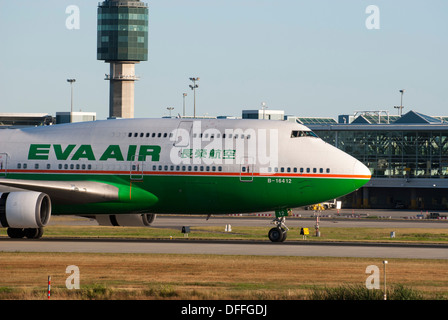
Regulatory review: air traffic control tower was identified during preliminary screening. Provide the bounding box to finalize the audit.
[97,0,149,118]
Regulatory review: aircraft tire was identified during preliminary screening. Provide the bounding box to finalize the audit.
[24,228,44,239]
[7,228,25,239]
[268,227,287,242]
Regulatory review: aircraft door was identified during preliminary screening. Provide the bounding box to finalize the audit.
[173,121,193,147]
[130,155,144,181]
[0,153,8,177]
[240,156,254,182]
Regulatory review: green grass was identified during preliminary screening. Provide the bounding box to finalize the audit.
[309,284,424,300]
[1,223,448,244]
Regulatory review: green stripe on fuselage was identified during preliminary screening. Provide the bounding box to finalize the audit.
[2,172,367,215]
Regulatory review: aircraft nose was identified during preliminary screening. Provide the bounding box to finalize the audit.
[353,160,371,189]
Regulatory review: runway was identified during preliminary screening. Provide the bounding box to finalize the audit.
[1,238,447,260]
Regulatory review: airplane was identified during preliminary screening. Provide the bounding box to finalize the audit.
[0,118,371,242]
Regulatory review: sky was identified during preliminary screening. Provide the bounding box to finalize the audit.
[1,0,447,120]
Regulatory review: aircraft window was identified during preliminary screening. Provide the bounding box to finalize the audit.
[70,164,74,169]
[210,134,214,139]
[194,166,198,171]
[247,134,251,139]
[313,168,316,173]
[291,130,318,138]
[300,168,303,173]
[223,134,226,138]
[206,166,210,171]
[146,133,150,137]
[182,166,186,171]
[152,165,156,170]
[46,164,51,169]
[293,168,297,173]
[242,167,246,172]
[158,165,162,170]
[158,133,162,138]
[320,168,323,173]
[58,164,62,169]
[200,133,203,138]
[274,167,278,173]
[169,133,173,138]
[326,168,330,173]
[134,133,138,137]
[164,133,168,138]
[200,166,204,171]
[280,167,285,173]
[204,134,209,139]
[234,134,238,139]
[218,166,222,171]
[88,164,92,170]
[76,164,80,170]
[217,134,220,138]
[176,165,180,171]
[82,164,86,170]
[164,165,168,170]
[287,167,291,173]
[188,166,192,171]
[140,133,143,137]
[17,163,21,169]
[228,134,233,138]
[170,165,174,171]
[268,167,272,173]
[306,168,310,173]
[152,133,156,138]
[128,133,132,137]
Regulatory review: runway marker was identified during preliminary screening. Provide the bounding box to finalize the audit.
[48,276,51,299]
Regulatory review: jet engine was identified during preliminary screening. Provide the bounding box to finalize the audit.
[0,191,51,239]
[0,191,51,229]
[94,213,156,227]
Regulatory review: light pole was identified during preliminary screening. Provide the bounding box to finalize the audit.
[167,107,174,117]
[183,93,187,117]
[261,102,267,120]
[67,79,76,122]
[394,89,405,116]
[189,77,199,118]
[399,89,405,116]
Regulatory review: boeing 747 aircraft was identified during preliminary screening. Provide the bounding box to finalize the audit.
[0,118,371,242]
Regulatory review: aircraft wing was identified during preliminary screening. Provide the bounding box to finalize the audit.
[0,179,119,204]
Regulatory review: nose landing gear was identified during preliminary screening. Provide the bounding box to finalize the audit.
[268,209,291,242]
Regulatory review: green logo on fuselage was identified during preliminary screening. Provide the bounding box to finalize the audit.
[28,144,161,162]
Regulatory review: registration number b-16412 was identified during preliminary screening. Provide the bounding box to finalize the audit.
[267,178,292,184]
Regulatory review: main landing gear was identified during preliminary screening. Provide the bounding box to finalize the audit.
[268,209,290,242]
[7,227,44,239]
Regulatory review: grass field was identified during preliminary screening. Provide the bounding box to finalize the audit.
[1,221,448,300]
[0,252,447,300]
[2,223,447,244]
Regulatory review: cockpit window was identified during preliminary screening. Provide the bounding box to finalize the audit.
[291,130,318,138]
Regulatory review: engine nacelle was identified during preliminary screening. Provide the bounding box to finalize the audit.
[94,213,156,227]
[0,191,52,228]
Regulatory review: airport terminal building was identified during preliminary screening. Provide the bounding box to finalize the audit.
[307,111,448,210]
